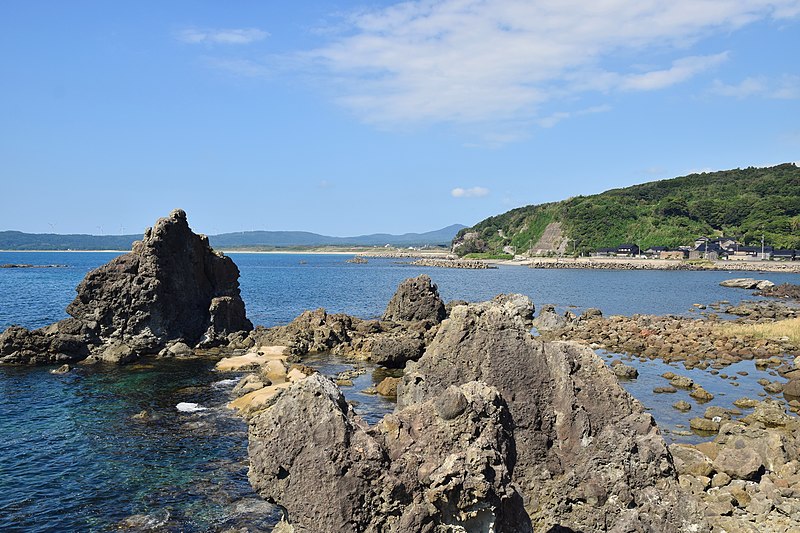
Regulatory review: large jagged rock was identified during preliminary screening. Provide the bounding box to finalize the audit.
[248,373,531,532]
[0,209,252,364]
[397,294,707,532]
[382,274,446,323]
[67,209,251,353]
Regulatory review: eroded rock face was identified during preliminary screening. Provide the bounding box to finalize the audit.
[248,373,530,533]
[397,295,706,532]
[67,209,251,353]
[1,209,252,364]
[382,274,446,323]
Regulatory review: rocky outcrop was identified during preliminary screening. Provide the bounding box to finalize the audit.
[248,374,531,532]
[720,278,775,290]
[397,295,706,532]
[757,283,800,300]
[246,292,706,532]
[249,309,354,357]
[670,400,800,532]
[382,274,446,323]
[366,333,425,367]
[0,318,92,364]
[1,209,252,364]
[542,313,799,369]
[724,300,797,321]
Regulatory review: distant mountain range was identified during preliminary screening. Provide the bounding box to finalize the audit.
[0,224,467,251]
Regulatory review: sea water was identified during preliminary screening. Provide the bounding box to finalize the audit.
[0,251,798,531]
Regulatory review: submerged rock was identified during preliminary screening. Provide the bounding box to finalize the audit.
[0,209,252,365]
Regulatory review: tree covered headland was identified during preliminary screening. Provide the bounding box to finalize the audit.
[454,163,800,256]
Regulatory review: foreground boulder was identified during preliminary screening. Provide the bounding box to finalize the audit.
[246,293,706,532]
[398,294,706,531]
[1,209,252,364]
[248,373,531,532]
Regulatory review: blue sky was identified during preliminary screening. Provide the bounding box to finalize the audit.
[1,1,798,236]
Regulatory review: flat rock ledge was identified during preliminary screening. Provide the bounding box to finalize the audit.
[245,294,708,532]
[0,209,253,365]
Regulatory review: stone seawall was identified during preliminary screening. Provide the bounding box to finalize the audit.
[526,258,800,273]
[411,258,495,269]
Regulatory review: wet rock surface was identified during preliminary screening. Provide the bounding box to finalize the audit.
[1,209,252,365]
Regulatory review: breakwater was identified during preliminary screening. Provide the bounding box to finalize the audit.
[526,258,800,273]
[411,258,495,269]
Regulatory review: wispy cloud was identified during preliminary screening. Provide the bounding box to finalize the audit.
[178,28,269,45]
[537,105,612,128]
[711,75,800,99]
[451,186,489,198]
[303,0,799,128]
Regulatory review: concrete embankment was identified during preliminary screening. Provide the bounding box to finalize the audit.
[522,257,800,273]
[411,258,495,269]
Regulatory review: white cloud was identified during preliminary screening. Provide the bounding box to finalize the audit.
[178,28,269,45]
[305,0,800,126]
[451,186,490,198]
[711,74,800,99]
[619,54,729,91]
[537,105,612,128]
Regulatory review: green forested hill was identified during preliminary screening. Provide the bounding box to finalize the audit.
[454,163,800,255]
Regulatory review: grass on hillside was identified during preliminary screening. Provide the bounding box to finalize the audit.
[463,252,514,260]
[721,317,800,346]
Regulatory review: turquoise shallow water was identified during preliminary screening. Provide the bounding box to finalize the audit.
[0,251,798,530]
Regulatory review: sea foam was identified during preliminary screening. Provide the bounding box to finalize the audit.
[176,402,207,413]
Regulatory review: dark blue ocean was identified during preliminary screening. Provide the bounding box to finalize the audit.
[1,252,798,531]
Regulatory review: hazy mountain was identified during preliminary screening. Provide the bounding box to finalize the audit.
[0,224,467,251]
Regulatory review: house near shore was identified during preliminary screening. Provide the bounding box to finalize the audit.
[773,249,798,261]
[591,244,641,257]
[660,250,689,260]
[689,240,731,260]
[616,244,640,257]
[729,245,774,261]
[591,247,617,257]
[695,236,738,252]
[643,246,668,258]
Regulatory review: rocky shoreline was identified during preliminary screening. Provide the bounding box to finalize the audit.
[3,209,800,532]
